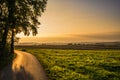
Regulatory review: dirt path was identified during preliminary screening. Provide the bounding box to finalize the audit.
[0,50,48,80]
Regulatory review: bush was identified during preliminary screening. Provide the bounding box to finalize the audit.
[21,49,27,52]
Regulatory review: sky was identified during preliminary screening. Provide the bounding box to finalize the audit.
[18,0,120,43]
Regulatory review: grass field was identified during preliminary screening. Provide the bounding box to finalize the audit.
[20,49,120,80]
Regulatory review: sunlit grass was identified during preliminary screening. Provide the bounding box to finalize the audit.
[20,49,120,80]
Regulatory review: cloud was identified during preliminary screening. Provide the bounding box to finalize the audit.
[68,32,120,41]
[19,32,120,43]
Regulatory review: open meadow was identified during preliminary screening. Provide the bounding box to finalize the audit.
[19,48,120,80]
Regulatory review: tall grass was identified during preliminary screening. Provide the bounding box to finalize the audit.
[21,49,120,80]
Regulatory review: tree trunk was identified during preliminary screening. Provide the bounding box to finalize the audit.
[1,0,15,56]
[10,29,14,54]
[1,25,9,56]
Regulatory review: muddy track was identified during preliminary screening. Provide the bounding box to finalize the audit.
[0,50,48,80]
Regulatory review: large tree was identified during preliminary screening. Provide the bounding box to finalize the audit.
[0,0,47,55]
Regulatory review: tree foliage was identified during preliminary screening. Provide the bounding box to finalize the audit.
[0,0,48,55]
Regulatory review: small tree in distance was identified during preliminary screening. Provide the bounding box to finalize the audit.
[0,0,48,55]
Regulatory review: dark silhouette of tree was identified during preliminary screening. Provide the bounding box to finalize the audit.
[0,0,48,55]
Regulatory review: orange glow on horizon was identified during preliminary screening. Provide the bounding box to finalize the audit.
[17,0,120,43]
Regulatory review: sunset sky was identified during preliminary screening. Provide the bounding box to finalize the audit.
[18,0,120,43]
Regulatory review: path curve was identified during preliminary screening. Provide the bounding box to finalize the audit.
[0,50,48,80]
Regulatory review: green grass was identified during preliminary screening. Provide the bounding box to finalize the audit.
[20,49,120,80]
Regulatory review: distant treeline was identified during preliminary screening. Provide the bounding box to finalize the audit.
[16,42,120,50]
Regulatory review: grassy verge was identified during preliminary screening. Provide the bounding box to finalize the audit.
[0,53,16,71]
[19,49,120,80]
